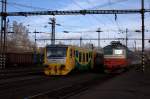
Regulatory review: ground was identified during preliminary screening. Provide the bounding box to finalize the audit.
[69,65,150,99]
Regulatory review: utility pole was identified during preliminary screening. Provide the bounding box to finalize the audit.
[33,29,37,64]
[96,28,102,48]
[0,0,7,69]
[125,28,128,47]
[134,40,137,52]
[34,30,37,48]
[141,0,145,72]
[49,17,56,45]
[80,37,82,47]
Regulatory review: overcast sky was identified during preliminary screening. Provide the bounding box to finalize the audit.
[3,0,150,49]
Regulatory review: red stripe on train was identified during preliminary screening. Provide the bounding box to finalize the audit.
[104,58,128,70]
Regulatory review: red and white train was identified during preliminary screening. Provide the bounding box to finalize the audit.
[103,41,140,71]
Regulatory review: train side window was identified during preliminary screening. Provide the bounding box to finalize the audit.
[74,50,75,55]
[86,53,88,62]
[75,50,78,57]
[79,52,82,62]
[70,49,72,58]
[83,53,85,62]
[89,52,91,58]
[90,53,92,58]
[72,49,74,57]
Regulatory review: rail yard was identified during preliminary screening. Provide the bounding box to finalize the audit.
[0,0,150,99]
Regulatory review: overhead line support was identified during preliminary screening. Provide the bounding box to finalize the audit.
[1,9,150,16]
[141,0,145,72]
[0,0,7,69]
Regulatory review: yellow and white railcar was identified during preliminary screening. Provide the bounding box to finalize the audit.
[44,45,94,75]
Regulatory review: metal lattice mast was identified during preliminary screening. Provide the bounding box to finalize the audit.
[49,17,56,45]
[0,0,7,69]
[141,0,145,72]
[96,28,102,48]
[125,28,128,47]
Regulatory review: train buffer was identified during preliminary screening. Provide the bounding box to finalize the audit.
[69,68,150,99]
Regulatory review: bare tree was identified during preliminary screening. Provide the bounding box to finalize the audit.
[7,21,34,52]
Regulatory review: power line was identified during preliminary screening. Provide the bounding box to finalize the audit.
[35,38,150,41]
[71,0,108,27]
[87,0,129,29]
[0,0,50,11]
[71,0,100,26]
[9,5,25,11]
[90,0,129,10]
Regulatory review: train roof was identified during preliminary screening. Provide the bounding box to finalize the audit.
[46,44,69,48]
[46,44,94,51]
[104,41,128,49]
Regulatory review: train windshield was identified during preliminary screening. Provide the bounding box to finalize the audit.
[46,47,67,58]
[104,49,113,55]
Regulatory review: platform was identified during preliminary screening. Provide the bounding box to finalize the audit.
[69,66,150,99]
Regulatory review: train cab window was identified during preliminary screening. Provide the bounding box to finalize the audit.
[104,49,113,55]
[86,53,88,62]
[46,47,67,58]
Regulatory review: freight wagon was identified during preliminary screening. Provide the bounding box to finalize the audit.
[5,52,43,68]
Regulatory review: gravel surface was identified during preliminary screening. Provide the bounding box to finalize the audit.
[0,72,106,99]
[69,67,150,99]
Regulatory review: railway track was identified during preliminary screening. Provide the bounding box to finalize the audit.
[0,67,43,79]
[0,75,47,91]
[26,74,116,99]
[0,65,134,99]
[0,72,112,99]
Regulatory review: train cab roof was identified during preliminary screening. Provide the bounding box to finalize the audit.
[46,44,69,48]
[104,41,127,49]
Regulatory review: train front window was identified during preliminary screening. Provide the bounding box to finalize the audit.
[46,47,67,58]
[104,49,113,55]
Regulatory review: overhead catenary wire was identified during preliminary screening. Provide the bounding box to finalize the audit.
[0,0,51,28]
[71,0,98,27]
[0,0,50,11]
[85,0,129,31]
[88,0,129,41]
[72,0,107,27]
[4,1,54,30]
[87,0,128,10]
[35,38,150,41]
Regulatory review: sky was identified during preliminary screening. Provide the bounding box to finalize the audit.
[2,0,150,49]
